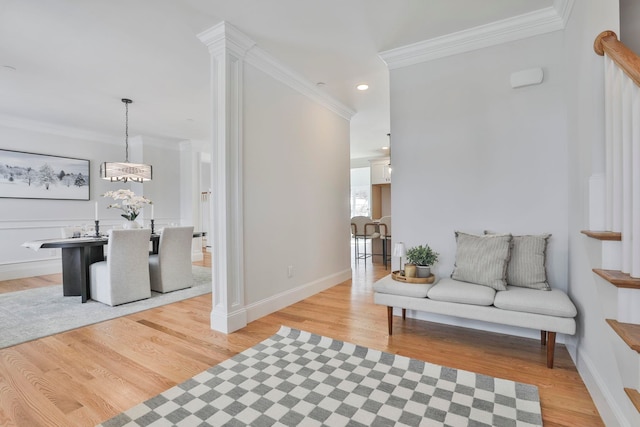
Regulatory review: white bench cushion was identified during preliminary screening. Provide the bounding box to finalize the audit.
[427,278,496,306]
[494,285,577,318]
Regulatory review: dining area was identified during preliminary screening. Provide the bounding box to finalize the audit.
[22,226,204,304]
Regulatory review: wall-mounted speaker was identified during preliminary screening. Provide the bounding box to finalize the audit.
[510,68,544,89]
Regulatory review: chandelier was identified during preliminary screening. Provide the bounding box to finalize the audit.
[100,98,152,183]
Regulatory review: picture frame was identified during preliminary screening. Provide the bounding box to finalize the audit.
[0,149,90,200]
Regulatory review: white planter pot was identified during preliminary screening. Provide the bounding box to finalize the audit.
[123,220,140,229]
[416,265,431,278]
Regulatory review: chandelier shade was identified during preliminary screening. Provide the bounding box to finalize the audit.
[100,98,152,183]
[100,162,152,182]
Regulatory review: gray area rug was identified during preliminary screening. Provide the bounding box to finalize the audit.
[99,326,543,427]
[0,265,211,349]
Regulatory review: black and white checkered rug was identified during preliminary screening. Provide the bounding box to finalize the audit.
[98,326,542,427]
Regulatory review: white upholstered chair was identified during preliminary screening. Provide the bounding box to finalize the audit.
[350,216,379,264]
[89,229,152,306]
[149,226,194,293]
[378,216,392,269]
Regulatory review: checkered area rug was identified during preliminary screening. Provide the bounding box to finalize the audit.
[98,326,542,427]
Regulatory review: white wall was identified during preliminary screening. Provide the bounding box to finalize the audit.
[138,139,182,224]
[0,121,185,280]
[390,31,568,295]
[621,0,640,55]
[242,63,351,307]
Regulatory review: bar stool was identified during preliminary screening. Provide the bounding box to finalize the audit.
[350,216,379,265]
[378,216,391,269]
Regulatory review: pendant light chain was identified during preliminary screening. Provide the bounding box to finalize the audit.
[100,97,151,183]
[123,98,131,163]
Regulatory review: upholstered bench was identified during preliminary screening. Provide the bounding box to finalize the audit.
[373,231,578,368]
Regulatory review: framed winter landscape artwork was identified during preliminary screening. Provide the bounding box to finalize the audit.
[0,149,90,200]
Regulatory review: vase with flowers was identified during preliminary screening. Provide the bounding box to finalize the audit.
[103,189,152,229]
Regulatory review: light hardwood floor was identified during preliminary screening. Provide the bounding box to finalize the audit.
[0,252,603,426]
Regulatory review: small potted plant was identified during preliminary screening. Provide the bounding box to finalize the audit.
[405,244,439,278]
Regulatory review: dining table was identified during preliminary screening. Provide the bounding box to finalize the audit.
[22,232,205,303]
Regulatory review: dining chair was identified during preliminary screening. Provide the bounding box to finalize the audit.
[378,216,392,269]
[148,226,194,293]
[89,229,152,306]
[350,216,379,265]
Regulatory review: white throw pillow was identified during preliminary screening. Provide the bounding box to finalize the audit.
[450,232,512,291]
[485,231,551,290]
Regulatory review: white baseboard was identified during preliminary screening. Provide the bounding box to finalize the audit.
[0,260,61,281]
[245,269,352,323]
[570,344,634,427]
[210,306,248,334]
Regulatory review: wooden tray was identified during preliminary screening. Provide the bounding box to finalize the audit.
[391,271,435,284]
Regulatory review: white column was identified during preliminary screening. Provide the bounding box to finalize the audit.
[611,64,623,233]
[198,22,255,333]
[179,141,203,261]
[605,55,615,230]
[622,76,632,274]
[631,83,640,277]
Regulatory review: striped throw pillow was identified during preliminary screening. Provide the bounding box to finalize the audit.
[505,234,551,290]
[451,232,512,291]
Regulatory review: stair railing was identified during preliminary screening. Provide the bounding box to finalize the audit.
[594,31,640,277]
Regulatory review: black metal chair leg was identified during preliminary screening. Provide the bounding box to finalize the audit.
[382,239,387,269]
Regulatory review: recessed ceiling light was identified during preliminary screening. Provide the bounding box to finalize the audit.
[381,146,389,150]
[356,83,369,91]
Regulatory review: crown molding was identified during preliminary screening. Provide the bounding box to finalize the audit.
[379,0,575,70]
[0,113,117,143]
[0,113,180,149]
[244,47,355,120]
[199,21,355,121]
[553,0,576,28]
[198,21,256,57]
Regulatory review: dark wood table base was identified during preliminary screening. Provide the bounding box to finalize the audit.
[61,246,105,302]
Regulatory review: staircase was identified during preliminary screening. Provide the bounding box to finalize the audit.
[582,230,640,412]
[586,31,640,413]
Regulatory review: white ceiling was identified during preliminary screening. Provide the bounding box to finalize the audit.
[0,0,554,160]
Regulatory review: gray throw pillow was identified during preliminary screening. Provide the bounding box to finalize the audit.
[501,233,551,290]
[451,232,512,291]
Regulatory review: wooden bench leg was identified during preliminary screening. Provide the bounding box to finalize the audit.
[547,331,556,369]
[541,330,547,346]
[387,307,407,336]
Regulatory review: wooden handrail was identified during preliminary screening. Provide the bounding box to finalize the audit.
[594,30,640,87]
